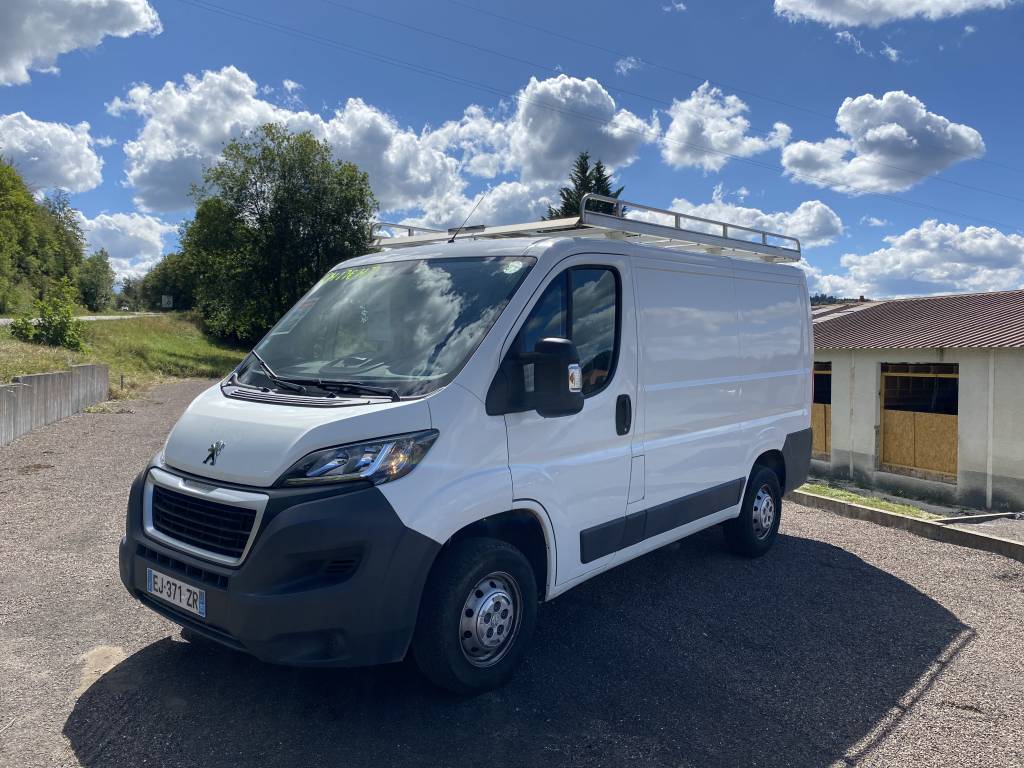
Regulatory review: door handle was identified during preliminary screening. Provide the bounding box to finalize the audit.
[615,394,632,436]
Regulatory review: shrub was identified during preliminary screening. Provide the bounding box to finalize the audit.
[10,279,86,351]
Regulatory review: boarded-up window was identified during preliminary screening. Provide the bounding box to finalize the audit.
[812,362,831,458]
[880,363,958,480]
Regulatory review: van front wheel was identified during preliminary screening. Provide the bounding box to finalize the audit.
[412,538,537,695]
[724,466,782,557]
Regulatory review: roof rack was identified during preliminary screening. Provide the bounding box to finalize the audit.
[372,221,445,238]
[371,193,801,263]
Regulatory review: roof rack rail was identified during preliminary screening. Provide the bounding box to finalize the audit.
[372,221,445,239]
[371,194,801,263]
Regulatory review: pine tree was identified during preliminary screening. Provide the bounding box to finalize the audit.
[545,151,624,219]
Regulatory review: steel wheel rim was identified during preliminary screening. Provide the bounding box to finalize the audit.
[459,571,522,668]
[752,484,776,540]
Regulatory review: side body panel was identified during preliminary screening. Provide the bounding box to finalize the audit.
[634,254,745,511]
[732,261,812,482]
[578,251,810,580]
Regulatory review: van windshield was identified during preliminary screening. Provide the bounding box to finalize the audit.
[239,256,535,397]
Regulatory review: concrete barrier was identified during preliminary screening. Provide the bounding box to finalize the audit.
[0,365,109,446]
[787,488,1024,565]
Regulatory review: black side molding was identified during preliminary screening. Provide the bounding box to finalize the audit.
[782,427,812,493]
[579,478,744,564]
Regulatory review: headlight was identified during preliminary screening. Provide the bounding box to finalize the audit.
[278,430,439,487]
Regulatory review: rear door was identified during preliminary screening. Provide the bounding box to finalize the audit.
[503,253,639,586]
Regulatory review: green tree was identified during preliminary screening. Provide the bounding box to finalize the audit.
[78,248,116,311]
[118,275,143,311]
[0,161,87,312]
[545,151,624,219]
[181,123,377,343]
[10,277,85,350]
[41,189,85,284]
[140,250,199,311]
[0,161,39,312]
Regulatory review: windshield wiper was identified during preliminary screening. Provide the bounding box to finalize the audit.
[238,354,400,401]
[292,378,401,402]
[247,350,307,394]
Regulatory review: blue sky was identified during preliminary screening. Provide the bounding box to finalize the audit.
[1,0,1022,297]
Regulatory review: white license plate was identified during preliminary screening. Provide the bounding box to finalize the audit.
[146,568,206,619]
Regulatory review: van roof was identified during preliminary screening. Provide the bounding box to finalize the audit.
[371,193,802,265]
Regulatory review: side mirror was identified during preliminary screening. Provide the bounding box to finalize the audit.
[485,337,585,417]
[529,338,584,417]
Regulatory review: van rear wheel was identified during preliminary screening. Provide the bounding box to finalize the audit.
[412,538,537,695]
[724,466,782,557]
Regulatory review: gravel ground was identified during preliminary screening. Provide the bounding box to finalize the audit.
[1,379,1022,768]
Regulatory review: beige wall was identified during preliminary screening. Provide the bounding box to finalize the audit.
[812,347,1024,510]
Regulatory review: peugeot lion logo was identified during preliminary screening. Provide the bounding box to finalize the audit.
[203,440,226,466]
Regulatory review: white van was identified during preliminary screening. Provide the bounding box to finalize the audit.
[119,195,812,694]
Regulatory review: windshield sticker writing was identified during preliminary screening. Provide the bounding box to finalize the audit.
[321,265,381,284]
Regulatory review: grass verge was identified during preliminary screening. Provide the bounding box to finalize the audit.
[799,481,940,521]
[0,314,245,398]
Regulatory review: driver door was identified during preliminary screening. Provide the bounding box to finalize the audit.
[503,255,639,587]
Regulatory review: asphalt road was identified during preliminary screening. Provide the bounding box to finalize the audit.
[1,380,1022,768]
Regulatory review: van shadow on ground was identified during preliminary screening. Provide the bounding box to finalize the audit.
[64,527,968,768]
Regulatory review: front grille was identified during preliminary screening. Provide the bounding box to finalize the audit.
[137,544,229,589]
[151,485,257,560]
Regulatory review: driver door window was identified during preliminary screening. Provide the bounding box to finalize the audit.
[516,266,619,396]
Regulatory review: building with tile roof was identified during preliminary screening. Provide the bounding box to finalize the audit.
[811,290,1024,510]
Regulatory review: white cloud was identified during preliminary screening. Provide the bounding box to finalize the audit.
[629,188,843,248]
[502,75,659,182]
[880,43,901,62]
[963,24,978,34]
[419,74,658,184]
[108,66,463,213]
[422,104,509,179]
[781,91,985,194]
[835,31,869,55]
[80,211,176,279]
[109,68,656,216]
[425,76,656,184]
[282,79,302,93]
[660,82,791,172]
[614,56,643,76]
[0,0,160,86]
[806,220,1024,297]
[860,215,889,226]
[403,180,557,231]
[662,1,687,10]
[774,0,1012,27]
[0,111,103,192]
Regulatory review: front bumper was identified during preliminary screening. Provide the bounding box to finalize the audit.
[119,466,439,667]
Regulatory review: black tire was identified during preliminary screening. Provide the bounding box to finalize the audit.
[724,465,782,557]
[412,538,537,695]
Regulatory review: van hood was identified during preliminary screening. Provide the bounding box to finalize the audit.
[162,384,432,488]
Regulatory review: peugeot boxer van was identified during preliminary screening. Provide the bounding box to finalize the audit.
[119,195,812,694]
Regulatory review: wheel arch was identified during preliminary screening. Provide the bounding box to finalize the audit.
[445,504,555,601]
[751,448,786,492]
